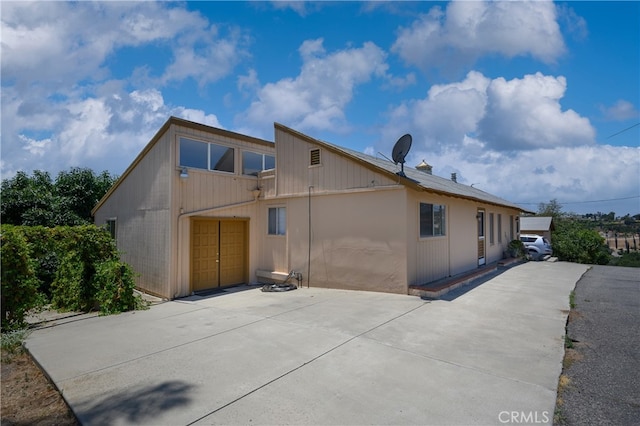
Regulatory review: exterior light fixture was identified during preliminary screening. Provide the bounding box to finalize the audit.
[180,167,189,179]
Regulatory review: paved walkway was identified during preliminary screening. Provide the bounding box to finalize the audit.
[556,265,640,425]
[26,261,588,425]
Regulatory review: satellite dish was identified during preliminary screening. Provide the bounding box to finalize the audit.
[391,134,412,177]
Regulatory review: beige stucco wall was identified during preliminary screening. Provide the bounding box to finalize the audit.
[258,188,408,294]
[406,190,522,285]
[258,127,408,293]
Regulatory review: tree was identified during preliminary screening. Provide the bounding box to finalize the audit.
[55,168,116,224]
[1,170,58,226]
[537,199,563,218]
[1,168,117,227]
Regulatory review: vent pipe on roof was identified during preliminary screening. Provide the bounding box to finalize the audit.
[416,160,432,175]
[451,173,457,183]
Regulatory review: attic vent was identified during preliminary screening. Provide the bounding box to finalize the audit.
[310,149,321,166]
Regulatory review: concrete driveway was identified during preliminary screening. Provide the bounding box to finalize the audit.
[26,261,588,425]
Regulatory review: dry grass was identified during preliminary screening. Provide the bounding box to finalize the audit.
[1,348,77,425]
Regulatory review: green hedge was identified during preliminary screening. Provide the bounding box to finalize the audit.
[552,221,611,265]
[1,225,145,331]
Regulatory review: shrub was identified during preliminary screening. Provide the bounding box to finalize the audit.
[609,252,640,268]
[51,250,91,312]
[94,259,146,315]
[1,224,144,324]
[553,221,611,265]
[507,239,526,258]
[0,226,45,331]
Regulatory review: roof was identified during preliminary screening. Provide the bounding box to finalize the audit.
[276,123,530,213]
[520,216,555,232]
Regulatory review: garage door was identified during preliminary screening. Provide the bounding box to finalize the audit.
[191,219,247,291]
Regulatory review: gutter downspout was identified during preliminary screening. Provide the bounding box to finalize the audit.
[175,190,261,299]
[308,185,313,288]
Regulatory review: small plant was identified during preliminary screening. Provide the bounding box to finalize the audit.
[507,239,525,258]
[1,329,30,362]
[564,335,574,349]
[569,290,576,309]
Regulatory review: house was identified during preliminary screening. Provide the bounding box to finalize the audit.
[92,116,528,299]
[520,216,555,242]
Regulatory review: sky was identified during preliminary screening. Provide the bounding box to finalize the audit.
[2,0,639,216]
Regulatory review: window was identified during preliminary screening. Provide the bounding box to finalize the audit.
[310,148,321,166]
[477,210,485,238]
[268,207,286,235]
[489,213,495,244]
[420,203,446,237]
[510,216,514,240]
[106,219,117,241]
[180,138,208,170]
[179,137,234,173]
[209,143,234,173]
[243,152,276,176]
[498,214,502,243]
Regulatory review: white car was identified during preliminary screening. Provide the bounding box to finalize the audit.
[520,234,553,260]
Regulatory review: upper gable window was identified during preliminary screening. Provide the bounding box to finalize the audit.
[310,148,321,166]
[180,137,234,173]
[243,151,276,176]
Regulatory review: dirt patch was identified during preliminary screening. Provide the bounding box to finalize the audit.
[562,346,583,369]
[1,348,77,426]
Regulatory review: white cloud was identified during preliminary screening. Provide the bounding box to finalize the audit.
[600,100,639,121]
[1,2,208,89]
[1,86,223,178]
[478,73,595,150]
[369,70,632,213]
[19,135,51,156]
[392,0,565,72]
[378,71,594,156]
[239,39,388,135]
[1,1,242,177]
[172,108,223,128]
[161,26,250,87]
[268,1,317,16]
[407,144,640,215]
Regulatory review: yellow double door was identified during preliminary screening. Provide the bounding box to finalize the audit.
[191,219,247,292]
